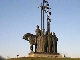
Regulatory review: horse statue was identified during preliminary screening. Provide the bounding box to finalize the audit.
[23,33,36,52]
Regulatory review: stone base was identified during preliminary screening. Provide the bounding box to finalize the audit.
[27,52,62,58]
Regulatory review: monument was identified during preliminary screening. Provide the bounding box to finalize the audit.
[23,0,62,58]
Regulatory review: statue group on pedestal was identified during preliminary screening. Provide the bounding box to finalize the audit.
[23,25,58,53]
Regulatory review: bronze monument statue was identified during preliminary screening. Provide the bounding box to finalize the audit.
[23,0,62,58]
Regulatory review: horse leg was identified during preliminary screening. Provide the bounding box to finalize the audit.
[30,44,33,52]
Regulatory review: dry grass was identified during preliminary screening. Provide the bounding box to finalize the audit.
[6,57,80,60]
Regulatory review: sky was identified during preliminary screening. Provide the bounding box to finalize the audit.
[0,0,80,58]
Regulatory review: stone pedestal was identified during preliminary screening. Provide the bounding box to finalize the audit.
[27,52,62,58]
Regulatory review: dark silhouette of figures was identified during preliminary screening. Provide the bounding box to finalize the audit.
[23,26,58,53]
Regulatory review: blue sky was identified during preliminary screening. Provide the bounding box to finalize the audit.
[0,0,80,58]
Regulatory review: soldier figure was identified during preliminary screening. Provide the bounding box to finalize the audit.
[35,25,41,52]
[47,32,53,53]
[35,25,41,36]
[52,32,58,53]
[43,35,48,53]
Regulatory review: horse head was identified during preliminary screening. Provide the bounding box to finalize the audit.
[23,33,33,41]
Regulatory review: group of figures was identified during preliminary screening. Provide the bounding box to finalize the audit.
[23,25,58,53]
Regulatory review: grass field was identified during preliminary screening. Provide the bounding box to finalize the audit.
[6,57,80,60]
